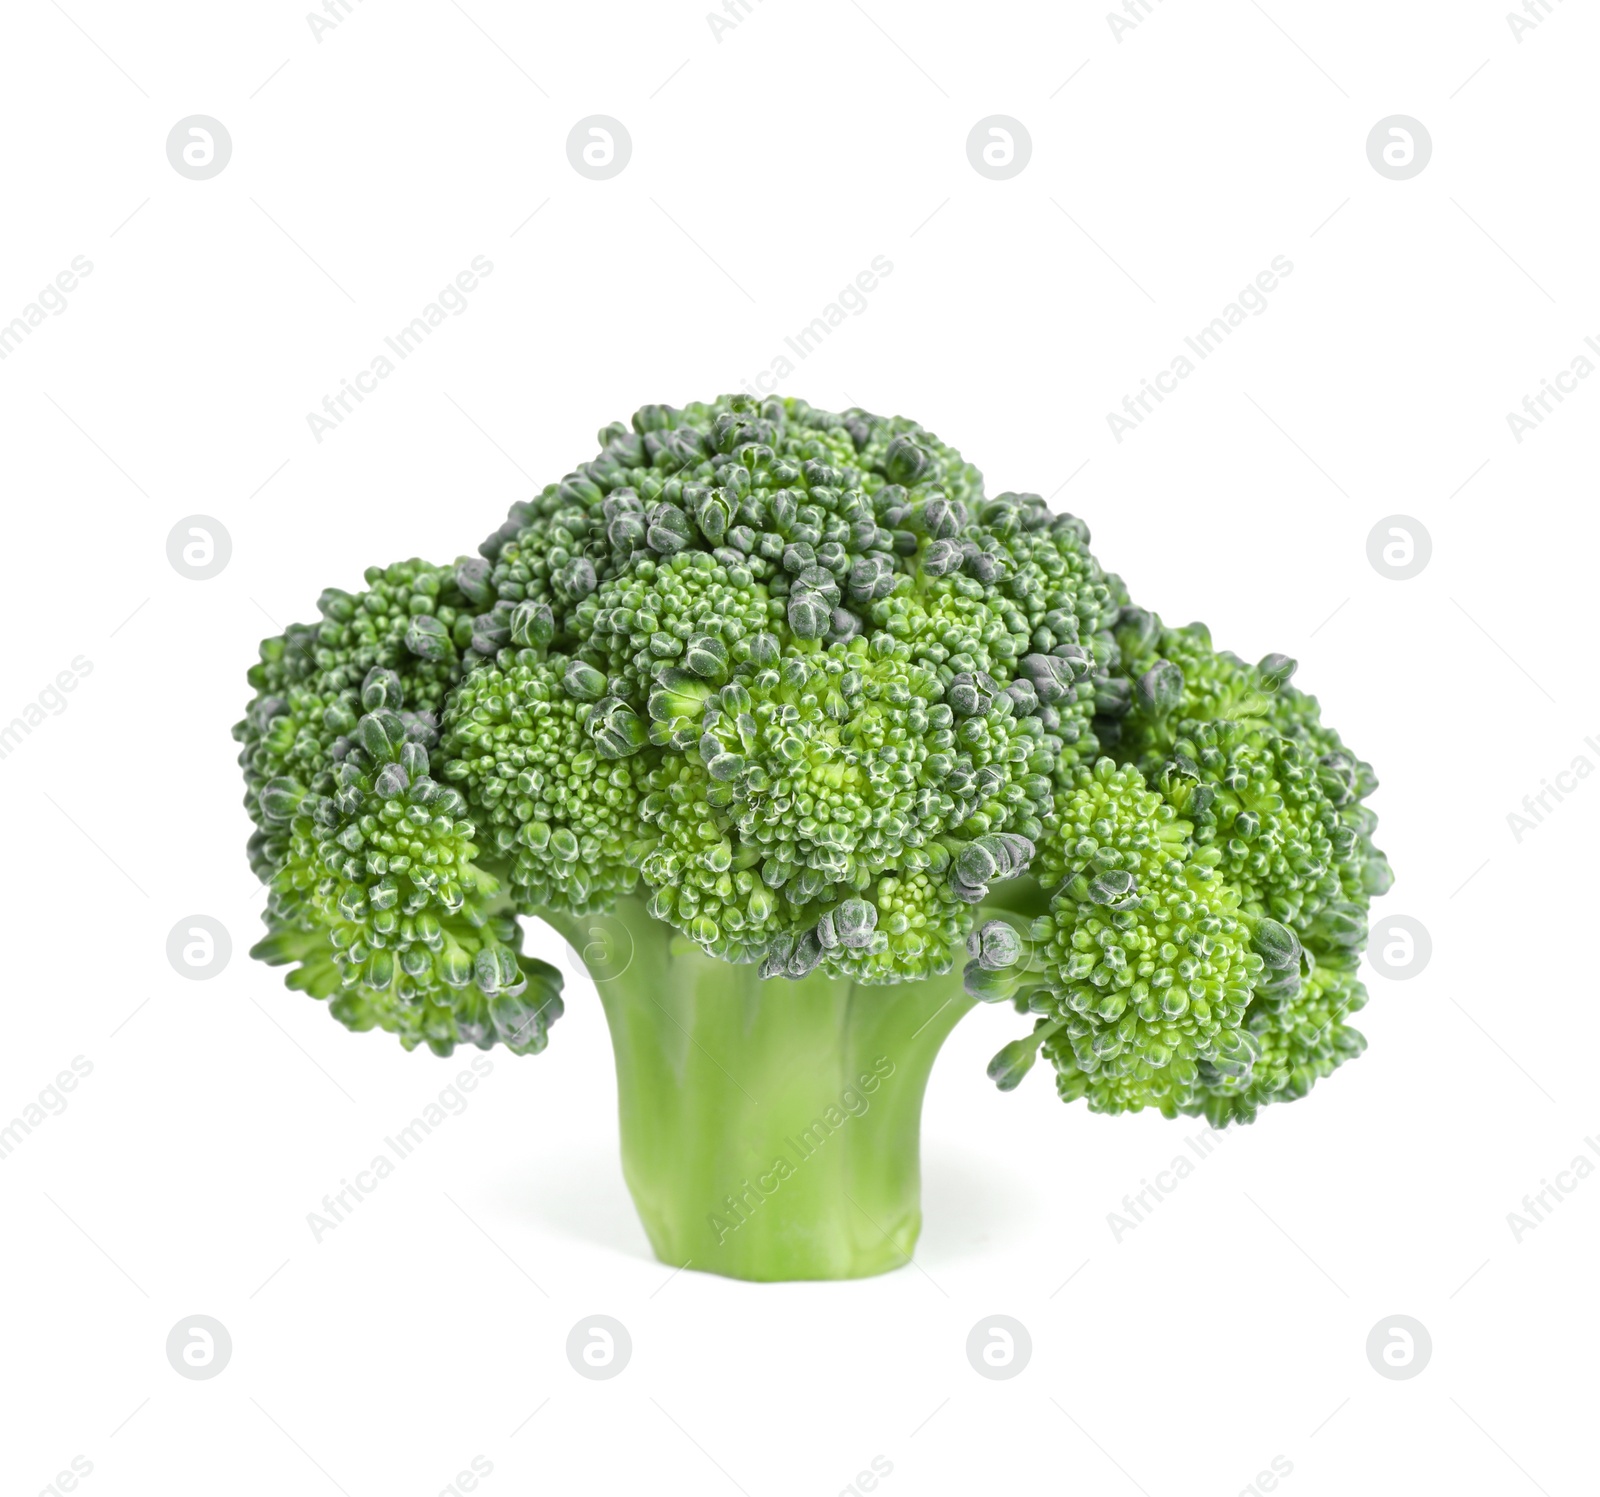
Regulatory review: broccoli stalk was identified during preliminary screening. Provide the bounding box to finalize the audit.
[235,395,1389,1282]
[546,898,976,1280]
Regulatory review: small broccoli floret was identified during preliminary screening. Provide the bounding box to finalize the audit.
[1019,759,1267,1116]
[1103,612,1270,756]
[989,606,1387,1122]
[1155,719,1346,933]
[583,550,777,702]
[253,707,562,1056]
[1190,950,1369,1126]
[440,651,651,916]
[233,559,480,882]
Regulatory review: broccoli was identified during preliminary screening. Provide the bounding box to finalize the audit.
[235,395,1388,1281]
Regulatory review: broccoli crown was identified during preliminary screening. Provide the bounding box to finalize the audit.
[236,394,1387,1127]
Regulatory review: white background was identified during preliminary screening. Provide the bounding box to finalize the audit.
[1,1,1595,1494]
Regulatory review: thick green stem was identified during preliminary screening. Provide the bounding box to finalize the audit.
[541,899,978,1282]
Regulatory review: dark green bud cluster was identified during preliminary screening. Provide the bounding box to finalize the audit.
[250,705,561,1057]
[477,396,978,646]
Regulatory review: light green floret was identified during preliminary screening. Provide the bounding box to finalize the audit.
[871,576,1026,684]
[1098,608,1390,945]
[808,871,971,983]
[440,652,653,916]
[634,631,1050,976]
[1000,758,1271,1117]
[251,708,562,1056]
[1156,719,1346,935]
[1196,951,1369,1127]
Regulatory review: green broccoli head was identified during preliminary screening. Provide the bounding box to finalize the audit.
[236,394,1386,1134]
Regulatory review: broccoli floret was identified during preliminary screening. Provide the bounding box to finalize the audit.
[1012,759,1265,1116]
[235,395,1391,1283]
[252,706,562,1056]
[233,559,478,882]
[984,604,1389,1123]
[440,651,651,915]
